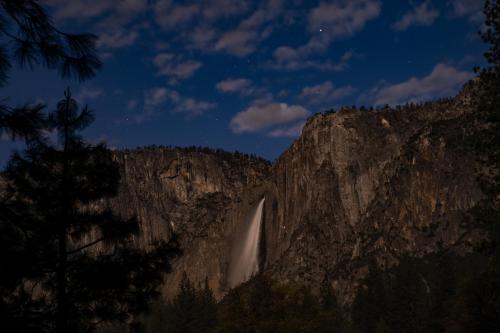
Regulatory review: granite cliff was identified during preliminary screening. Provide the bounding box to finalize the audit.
[107,85,484,303]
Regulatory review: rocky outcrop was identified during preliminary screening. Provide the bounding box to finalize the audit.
[108,85,485,303]
[259,90,483,303]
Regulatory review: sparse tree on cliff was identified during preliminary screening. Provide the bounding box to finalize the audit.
[1,89,179,332]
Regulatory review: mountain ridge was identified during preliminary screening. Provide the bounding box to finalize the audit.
[104,82,485,303]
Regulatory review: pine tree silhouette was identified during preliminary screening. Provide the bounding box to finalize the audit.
[0,0,101,141]
[1,89,179,332]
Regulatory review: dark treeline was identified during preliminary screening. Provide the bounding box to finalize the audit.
[318,96,459,118]
[121,145,271,165]
[123,248,498,333]
[129,273,351,333]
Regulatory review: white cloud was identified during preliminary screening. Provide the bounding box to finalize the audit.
[144,87,215,118]
[152,0,251,51]
[300,81,355,105]
[154,2,200,30]
[216,78,254,96]
[215,0,284,56]
[230,102,310,133]
[269,0,378,70]
[271,48,361,71]
[372,63,474,106]
[153,0,249,30]
[188,27,218,50]
[44,0,148,58]
[306,0,381,53]
[393,1,439,31]
[215,30,258,56]
[153,53,202,80]
[44,0,148,23]
[144,87,171,107]
[77,87,103,103]
[173,98,215,116]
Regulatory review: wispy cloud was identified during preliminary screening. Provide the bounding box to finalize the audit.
[153,53,203,80]
[76,87,104,103]
[393,1,439,31]
[230,102,309,134]
[370,63,473,106]
[300,81,355,105]
[269,0,379,71]
[214,0,284,56]
[307,0,381,51]
[449,0,484,23]
[144,87,215,117]
[216,78,255,96]
[97,30,139,49]
[270,49,362,71]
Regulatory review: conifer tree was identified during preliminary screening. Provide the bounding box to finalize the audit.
[167,272,199,333]
[196,277,218,332]
[1,89,179,332]
[0,0,101,140]
[470,0,500,256]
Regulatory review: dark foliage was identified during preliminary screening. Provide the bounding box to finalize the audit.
[137,273,218,333]
[0,89,180,332]
[470,0,500,256]
[0,0,101,141]
[215,275,352,333]
[126,145,271,166]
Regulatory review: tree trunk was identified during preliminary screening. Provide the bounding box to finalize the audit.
[56,224,68,333]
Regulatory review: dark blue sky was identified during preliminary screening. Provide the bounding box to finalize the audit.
[1,0,486,161]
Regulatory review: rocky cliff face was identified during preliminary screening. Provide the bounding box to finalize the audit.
[103,147,270,298]
[259,88,483,303]
[108,86,484,303]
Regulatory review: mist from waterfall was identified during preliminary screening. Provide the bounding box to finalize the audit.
[228,198,265,288]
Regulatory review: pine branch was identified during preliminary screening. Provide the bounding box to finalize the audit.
[66,236,106,256]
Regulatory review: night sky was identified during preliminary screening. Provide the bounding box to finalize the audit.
[1,0,486,161]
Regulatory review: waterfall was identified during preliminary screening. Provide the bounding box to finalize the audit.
[228,198,265,288]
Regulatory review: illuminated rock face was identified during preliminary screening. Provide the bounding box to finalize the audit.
[98,148,271,299]
[106,85,484,303]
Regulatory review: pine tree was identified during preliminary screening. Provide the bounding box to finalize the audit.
[167,272,199,333]
[0,0,101,140]
[1,89,179,332]
[459,2,500,328]
[472,0,500,256]
[196,277,218,332]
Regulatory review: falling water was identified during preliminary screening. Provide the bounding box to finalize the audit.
[228,198,265,288]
